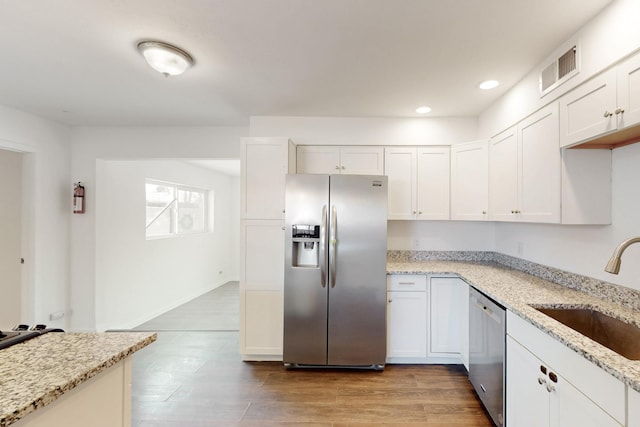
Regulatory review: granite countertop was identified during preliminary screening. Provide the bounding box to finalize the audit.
[387,257,640,393]
[0,331,156,426]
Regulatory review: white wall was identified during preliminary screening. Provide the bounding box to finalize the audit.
[0,105,71,329]
[0,149,23,328]
[478,0,640,292]
[388,221,495,251]
[70,126,247,331]
[95,159,239,330]
[478,0,640,138]
[250,116,477,146]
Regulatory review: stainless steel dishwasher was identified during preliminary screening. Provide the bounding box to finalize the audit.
[468,286,506,427]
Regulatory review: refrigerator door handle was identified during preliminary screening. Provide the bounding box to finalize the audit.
[330,205,337,288]
[320,205,327,288]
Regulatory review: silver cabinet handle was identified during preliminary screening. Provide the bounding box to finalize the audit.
[320,205,327,288]
[388,299,393,303]
[398,282,415,285]
[418,211,422,214]
[329,205,337,288]
[604,110,614,118]
[341,166,345,170]
[615,108,625,114]
[335,165,340,170]
[482,211,487,215]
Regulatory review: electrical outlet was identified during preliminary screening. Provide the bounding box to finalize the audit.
[413,239,420,249]
[517,241,524,256]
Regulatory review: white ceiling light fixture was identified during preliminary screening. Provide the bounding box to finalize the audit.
[415,106,431,114]
[479,80,500,90]
[137,40,194,77]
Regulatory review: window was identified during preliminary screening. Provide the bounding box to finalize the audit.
[145,180,211,238]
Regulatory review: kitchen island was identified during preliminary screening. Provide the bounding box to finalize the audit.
[0,331,156,427]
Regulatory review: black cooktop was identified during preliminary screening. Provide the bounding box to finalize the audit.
[0,326,64,350]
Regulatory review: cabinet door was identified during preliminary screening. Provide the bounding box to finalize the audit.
[551,373,622,427]
[340,146,384,175]
[428,277,463,357]
[506,336,550,427]
[450,141,489,221]
[240,220,284,291]
[242,290,284,356]
[416,147,450,220]
[489,127,518,221]
[296,146,340,174]
[629,387,640,427]
[617,51,640,130]
[519,103,561,223]
[241,138,289,219]
[384,147,416,220]
[386,290,427,358]
[559,68,617,148]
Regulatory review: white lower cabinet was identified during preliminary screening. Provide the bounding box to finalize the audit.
[386,275,427,361]
[428,276,466,360]
[506,311,624,427]
[629,387,640,426]
[241,290,284,358]
[386,275,466,364]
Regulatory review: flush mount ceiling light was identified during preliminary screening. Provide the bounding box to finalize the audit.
[137,40,194,77]
[479,80,500,90]
[415,106,432,114]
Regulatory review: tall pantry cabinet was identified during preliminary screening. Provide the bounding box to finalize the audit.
[240,138,296,360]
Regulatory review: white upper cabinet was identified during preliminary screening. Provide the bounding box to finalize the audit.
[241,137,294,220]
[490,104,561,223]
[385,147,450,220]
[617,51,640,130]
[450,140,489,221]
[489,126,518,221]
[559,50,640,148]
[296,145,384,175]
[559,68,617,148]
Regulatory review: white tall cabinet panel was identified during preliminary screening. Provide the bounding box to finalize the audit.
[240,137,293,360]
[296,145,384,175]
[450,140,489,221]
[629,387,640,427]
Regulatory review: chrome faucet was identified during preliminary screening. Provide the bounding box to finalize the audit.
[605,237,640,274]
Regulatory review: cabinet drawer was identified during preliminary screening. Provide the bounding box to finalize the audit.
[387,275,427,291]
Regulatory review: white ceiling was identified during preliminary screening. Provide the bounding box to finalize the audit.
[0,0,612,127]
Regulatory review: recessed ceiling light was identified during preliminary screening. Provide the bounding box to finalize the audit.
[479,80,500,90]
[415,106,431,114]
[137,40,194,77]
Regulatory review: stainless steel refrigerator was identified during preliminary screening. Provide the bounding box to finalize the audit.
[283,174,388,369]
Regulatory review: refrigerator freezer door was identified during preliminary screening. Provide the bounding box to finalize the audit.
[284,174,330,365]
[327,175,388,366]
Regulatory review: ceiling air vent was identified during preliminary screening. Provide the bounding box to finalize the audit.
[540,45,578,96]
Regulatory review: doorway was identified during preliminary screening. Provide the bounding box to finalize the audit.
[0,149,23,329]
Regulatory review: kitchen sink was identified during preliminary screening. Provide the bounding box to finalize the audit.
[534,306,640,361]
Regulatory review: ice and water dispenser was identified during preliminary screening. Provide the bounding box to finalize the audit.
[291,224,320,268]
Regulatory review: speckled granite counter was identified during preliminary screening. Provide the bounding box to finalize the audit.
[387,251,640,393]
[0,332,156,426]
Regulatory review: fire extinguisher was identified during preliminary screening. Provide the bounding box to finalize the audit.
[73,182,85,214]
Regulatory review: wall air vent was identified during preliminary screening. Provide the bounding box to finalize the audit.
[540,45,579,96]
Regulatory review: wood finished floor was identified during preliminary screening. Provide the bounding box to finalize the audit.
[131,284,493,426]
